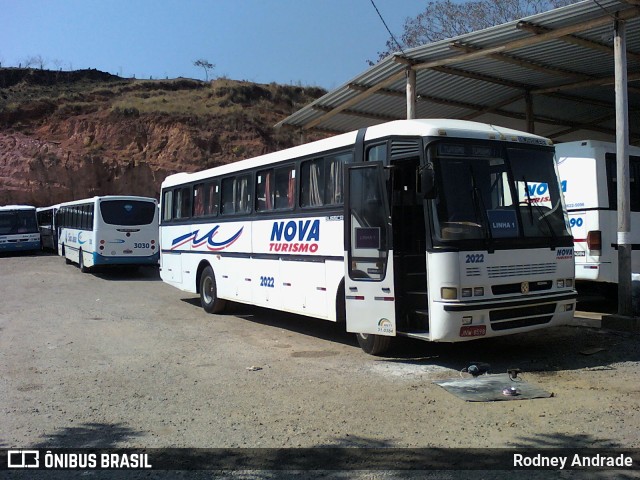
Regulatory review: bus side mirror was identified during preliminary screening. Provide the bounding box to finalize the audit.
[420,164,436,199]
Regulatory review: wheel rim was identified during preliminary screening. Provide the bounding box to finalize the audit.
[202,276,213,304]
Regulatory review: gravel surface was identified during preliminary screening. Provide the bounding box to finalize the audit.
[1,253,639,479]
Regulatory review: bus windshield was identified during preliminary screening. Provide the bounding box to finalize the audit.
[430,141,571,245]
[0,210,38,235]
[100,200,156,226]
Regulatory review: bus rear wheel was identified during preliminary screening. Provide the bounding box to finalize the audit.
[356,333,391,356]
[79,250,90,273]
[200,265,226,314]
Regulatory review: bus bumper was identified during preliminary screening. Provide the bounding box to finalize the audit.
[93,251,160,266]
[430,292,578,342]
[0,240,41,252]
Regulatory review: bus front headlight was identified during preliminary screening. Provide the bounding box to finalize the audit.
[441,287,457,300]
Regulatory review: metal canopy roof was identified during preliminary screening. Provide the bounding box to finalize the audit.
[276,0,640,145]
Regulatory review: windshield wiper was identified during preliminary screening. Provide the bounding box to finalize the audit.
[470,166,493,250]
[522,176,558,248]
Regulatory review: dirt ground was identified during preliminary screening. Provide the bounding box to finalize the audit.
[1,253,639,479]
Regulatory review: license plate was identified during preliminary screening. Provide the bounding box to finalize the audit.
[460,325,486,337]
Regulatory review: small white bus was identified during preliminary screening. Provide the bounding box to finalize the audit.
[56,196,159,272]
[0,205,40,253]
[160,119,576,355]
[556,140,640,286]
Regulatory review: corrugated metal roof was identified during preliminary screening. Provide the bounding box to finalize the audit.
[276,0,640,145]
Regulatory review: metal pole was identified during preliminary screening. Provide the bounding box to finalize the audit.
[614,18,632,316]
[406,68,416,120]
[525,91,535,134]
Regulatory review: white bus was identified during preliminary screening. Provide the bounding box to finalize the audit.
[0,205,40,253]
[56,195,159,272]
[36,204,60,252]
[160,119,576,355]
[556,140,640,286]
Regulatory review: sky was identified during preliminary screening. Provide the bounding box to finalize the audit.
[2,0,425,90]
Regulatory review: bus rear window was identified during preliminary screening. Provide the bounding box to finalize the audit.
[100,200,156,226]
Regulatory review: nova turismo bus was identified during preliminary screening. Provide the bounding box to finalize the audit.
[160,119,576,355]
[36,204,60,251]
[56,196,159,272]
[556,140,640,286]
[0,205,40,253]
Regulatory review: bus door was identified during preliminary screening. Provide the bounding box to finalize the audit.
[344,162,397,336]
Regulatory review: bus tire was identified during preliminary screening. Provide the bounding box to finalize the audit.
[79,250,90,273]
[356,333,391,356]
[200,265,226,314]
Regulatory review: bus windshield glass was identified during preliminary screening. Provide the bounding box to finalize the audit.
[0,210,38,235]
[100,200,157,226]
[430,141,571,245]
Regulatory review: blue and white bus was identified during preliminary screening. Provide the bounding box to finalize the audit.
[0,205,40,253]
[56,196,159,272]
[160,119,576,355]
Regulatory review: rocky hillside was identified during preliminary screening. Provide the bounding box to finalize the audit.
[0,68,326,206]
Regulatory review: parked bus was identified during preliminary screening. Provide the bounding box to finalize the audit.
[36,204,59,252]
[160,119,576,355]
[556,140,640,286]
[56,196,159,272]
[0,205,40,253]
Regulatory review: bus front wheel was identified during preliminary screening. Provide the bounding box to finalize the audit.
[356,333,391,356]
[200,265,226,314]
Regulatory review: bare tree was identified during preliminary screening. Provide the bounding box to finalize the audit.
[193,59,215,81]
[370,0,580,64]
[24,54,47,69]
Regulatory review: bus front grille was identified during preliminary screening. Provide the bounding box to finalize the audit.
[486,262,556,278]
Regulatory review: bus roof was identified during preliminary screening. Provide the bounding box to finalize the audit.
[0,205,37,211]
[555,140,640,156]
[56,195,158,208]
[161,119,552,189]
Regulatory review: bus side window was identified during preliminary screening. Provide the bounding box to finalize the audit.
[205,181,219,216]
[274,165,295,210]
[162,190,173,222]
[221,177,235,214]
[256,169,274,212]
[301,158,324,207]
[173,187,191,219]
[367,143,387,163]
[235,174,251,213]
[325,153,349,205]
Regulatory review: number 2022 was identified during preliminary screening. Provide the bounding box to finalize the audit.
[465,254,484,264]
[260,276,275,288]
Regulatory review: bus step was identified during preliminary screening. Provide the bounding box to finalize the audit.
[404,309,429,331]
[397,330,430,340]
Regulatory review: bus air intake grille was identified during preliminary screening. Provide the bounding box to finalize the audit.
[489,303,556,331]
[466,267,481,277]
[486,263,556,278]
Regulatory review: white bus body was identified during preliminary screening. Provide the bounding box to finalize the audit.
[56,196,159,272]
[0,205,40,253]
[160,119,576,355]
[556,140,640,285]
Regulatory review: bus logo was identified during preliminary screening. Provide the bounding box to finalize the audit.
[171,226,243,251]
[521,281,530,294]
[269,219,320,253]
